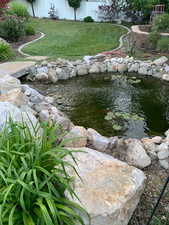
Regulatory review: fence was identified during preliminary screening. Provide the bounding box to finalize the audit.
[18,0,109,21]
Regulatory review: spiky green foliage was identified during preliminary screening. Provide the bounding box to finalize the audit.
[0,120,88,225]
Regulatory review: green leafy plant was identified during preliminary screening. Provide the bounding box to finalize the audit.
[157,36,169,52]
[149,31,160,49]
[0,15,25,42]
[0,120,88,225]
[7,2,30,20]
[25,24,35,35]
[153,13,169,32]
[0,41,14,61]
[83,16,94,23]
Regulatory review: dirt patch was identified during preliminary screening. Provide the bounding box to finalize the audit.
[129,164,169,225]
[11,32,41,50]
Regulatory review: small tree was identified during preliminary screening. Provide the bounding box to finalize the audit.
[67,0,82,21]
[25,0,36,17]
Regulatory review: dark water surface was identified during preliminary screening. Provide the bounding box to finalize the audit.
[28,73,169,138]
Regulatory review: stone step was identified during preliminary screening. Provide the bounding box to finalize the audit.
[0,61,36,78]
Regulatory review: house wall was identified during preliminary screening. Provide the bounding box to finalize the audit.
[16,0,110,21]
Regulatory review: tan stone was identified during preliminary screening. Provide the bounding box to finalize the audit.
[0,74,21,94]
[66,147,146,225]
[0,88,28,107]
[64,126,88,147]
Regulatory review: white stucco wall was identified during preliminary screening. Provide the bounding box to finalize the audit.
[16,0,110,21]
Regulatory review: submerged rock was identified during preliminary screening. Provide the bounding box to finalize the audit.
[66,147,146,225]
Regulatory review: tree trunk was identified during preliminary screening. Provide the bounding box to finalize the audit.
[31,3,35,17]
[74,8,77,21]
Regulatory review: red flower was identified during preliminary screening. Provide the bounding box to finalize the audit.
[0,0,10,9]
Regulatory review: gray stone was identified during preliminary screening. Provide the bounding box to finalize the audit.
[87,128,110,153]
[128,63,139,72]
[157,146,169,160]
[159,159,169,170]
[39,109,50,121]
[37,66,48,74]
[125,139,151,169]
[22,85,44,104]
[153,56,168,66]
[66,147,146,225]
[99,62,107,73]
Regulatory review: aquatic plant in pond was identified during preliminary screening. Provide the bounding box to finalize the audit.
[105,111,145,131]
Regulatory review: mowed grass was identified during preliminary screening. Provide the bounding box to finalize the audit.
[23,19,127,59]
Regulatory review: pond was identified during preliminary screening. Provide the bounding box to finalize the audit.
[28,73,169,139]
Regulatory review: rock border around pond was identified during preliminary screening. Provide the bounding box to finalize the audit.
[28,55,169,83]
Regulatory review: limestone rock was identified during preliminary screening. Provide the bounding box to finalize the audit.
[159,159,169,170]
[77,64,88,76]
[128,63,139,72]
[66,147,146,225]
[48,69,58,83]
[0,88,28,107]
[162,74,169,81]
[117,63,128,73]
[141,138,157,158]
[87,128,117,153]
[153,56,168,66]
[0,102,40,135]
[89,63,100,74]
[0,74,21,94]
[64,126,88,147]
[36,72,48,81]
[151,136,162,144]
[157,143,169,160]
[125,139,151,168]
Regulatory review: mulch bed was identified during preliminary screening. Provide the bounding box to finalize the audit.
[11,32,41,50]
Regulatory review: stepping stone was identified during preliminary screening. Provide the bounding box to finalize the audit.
[0,61,36,78]
[26,56,49,61]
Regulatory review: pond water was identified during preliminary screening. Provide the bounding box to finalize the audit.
[28,73,169,138]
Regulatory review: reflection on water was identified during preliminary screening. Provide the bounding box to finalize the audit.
[28,73,169,138]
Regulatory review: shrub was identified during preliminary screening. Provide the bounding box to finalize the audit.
[153,13,169,32]
[83,16,94,22]
[0,15,25,42]
[25,24,35,35]
[148,31,160,49]
[7,2,29,19]
[0,120,88,225]
[0,42,14,61]
[157,36,169,52]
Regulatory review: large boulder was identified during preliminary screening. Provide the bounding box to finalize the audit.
[0,88,28,107]
[0,74,21,94]
[0,102,40,135]
[66,147,146,225]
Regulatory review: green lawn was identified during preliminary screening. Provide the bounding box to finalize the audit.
[23,19,127,59]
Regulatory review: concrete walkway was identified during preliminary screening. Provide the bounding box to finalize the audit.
[0,61,36,78]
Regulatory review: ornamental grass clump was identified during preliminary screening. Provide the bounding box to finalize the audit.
[0,120,88,225]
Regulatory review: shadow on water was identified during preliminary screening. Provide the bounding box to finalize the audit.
[27,73,169,138]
